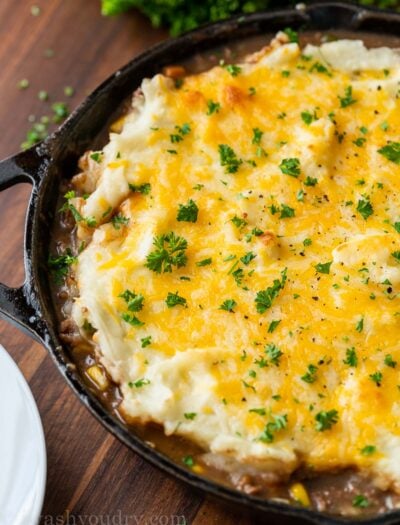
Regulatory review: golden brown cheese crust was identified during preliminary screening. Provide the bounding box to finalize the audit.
[70,38,400,489]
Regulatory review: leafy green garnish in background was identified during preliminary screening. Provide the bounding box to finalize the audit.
[100,0,400,36]
[101,0,272,35]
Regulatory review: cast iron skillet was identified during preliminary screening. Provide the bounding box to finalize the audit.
[1,2,400,523]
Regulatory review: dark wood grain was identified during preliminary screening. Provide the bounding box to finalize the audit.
[0,2,280,524]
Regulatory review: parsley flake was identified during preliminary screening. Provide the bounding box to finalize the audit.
[177,199,198,223]
[338,86,357,108]
[384,354,397,368]
[259,413,288,443]
[301,364,318,384]
[361,445,376,456]
[224,64,242,77]
[268,320,281,333]
[343,347,358,367]
[314,261,332,274]
[165,291,187,308]
[357,197,373,220]
[315,410,339,431]
[145,232,188,273]
[119,289,144,312]
[207,100,221,115]
[378,142,400,164]
[352,495,369,508]
[128,182,151,195]
[240,252,256,265]
[196,258,212,267]
[111,214,129,229]
[219,299,237,312]
[218,144,242,174]
[279,157,301,178]
[141,336,152,348]
[265,343,283,366]
[255,268,287,313]
[128,378,150,388]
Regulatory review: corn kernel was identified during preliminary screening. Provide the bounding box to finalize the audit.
[289,483,311,507]
[87,365,109,391]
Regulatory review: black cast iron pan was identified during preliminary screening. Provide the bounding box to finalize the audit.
[1,3,400,523]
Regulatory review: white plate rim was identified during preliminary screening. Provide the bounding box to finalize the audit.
[0,344,47,525]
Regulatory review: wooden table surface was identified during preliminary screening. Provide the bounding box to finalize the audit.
[0,2,291,524]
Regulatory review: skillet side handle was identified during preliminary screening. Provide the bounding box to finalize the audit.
[0,149,46,343]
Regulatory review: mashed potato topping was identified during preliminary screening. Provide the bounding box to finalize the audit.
[70,35,400,489]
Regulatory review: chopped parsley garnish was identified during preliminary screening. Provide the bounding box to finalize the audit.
[356,197,373,220]
[207,100,221,115]
[259,414,288,443]
[279,157,301,178]
[196,258,212,267]
[224,64,242,77]
[231,215,247,229]
[303,238,312,246]
[165,291,187,308]
[392,251,400,263]
[141,336,152,348]
[218,144,242,174]
[184,412,197,420]
[268,320,281,333]
[177,199,198,223]
[310,61,331,76]
[378,142,400,164]
[128,182,151,194]
[255,268,287,313]
[170,123,191,143]
[370,371,383,386]
[219,299,237,313]
[52,101,70,123]
[301,110,318,125]
[59,191,96,227]
[252,128,263,145]
[128,378,150,388]
[121,313,144,327]
[265,343,283,366]
[343,347,358,367]
[90,151,103,163]
[249,408,266,416]
[304,176,318,187]
[314,261,332,274]
[353,137,366,148]
[352,495,369,508]
[356,317,364,333]
[18,79,29,90]
[48,249,77,283]
[338,86,357,108]
[240,252,256,265]
[361,445,376,456]
[283,27,298,43]
[301,364,318,384]
[280,204,295,218]
[119,289,144,312]
[145,232,188,273]
[315,409,339,431]
[111,214,129,229]
[183,455,194,467]
[384,354,397,368]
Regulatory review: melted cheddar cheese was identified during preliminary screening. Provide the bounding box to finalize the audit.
[71,36,400,490]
